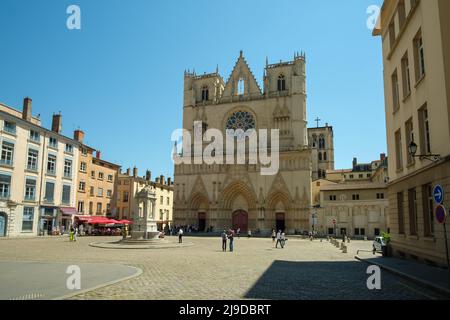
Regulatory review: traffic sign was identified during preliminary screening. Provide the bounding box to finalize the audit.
[433,185,444,205]
[435,204,447,224]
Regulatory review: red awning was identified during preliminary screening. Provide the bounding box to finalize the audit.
[75,215,94,222]
[60,207,77,215]
[117,220,134,225]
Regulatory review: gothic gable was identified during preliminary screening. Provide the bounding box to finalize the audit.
[221,51,262,99]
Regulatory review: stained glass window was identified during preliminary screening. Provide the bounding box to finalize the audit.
[225,111,256,131]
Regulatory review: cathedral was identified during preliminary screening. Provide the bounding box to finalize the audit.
[173,51,316,234]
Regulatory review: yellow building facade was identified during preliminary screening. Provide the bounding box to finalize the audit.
[374,0,450,266]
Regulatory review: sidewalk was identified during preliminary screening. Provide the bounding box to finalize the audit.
[356,252,450,297]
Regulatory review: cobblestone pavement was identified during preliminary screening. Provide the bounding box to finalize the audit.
[0,236,446,300]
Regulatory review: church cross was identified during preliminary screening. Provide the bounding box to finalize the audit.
[315,117,321,128]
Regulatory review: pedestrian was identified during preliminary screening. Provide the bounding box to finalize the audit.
[228,230,234,252]
[247,229,252,238]
[69,227,74,242]
[281,231,287,247]
[178,228,184,243]
[237,228,240,239]
[271,229,276,243]
[275,230,283,249]
[74,226,78,242]
[221,230,228,252]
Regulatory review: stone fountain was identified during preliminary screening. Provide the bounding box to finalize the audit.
[89,185,193,249]
[129,186,160,241]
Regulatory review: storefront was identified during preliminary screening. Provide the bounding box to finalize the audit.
[39,206,56,236]
[59,207,77,234]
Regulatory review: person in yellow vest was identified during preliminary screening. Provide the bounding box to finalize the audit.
[69,227,75,242]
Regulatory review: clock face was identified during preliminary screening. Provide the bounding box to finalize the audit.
[225,111,256,132]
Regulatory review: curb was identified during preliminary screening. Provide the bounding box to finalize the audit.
[53,265,143,300]
[355,256,450,298]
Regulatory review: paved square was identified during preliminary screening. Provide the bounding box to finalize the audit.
[0,236,445,300]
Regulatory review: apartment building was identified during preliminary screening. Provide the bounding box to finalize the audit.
[0,98,80,237]
[374,0,450,265]
[117,168,173,231]
[74,130,120,218]
[313,155,389,238]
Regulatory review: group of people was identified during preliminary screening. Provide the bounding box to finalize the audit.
[221,229,236,252]
[271,229,287,249]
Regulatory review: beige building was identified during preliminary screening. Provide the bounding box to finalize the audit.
[74,131,120,218]
[374,0,450,266]
[0,98,80,237]
[313,156,389,238]
[117,168,173,231]
[173,52,312,234]
[308,124,335,180]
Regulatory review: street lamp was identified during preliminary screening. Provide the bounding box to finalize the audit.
[408,141,441,162]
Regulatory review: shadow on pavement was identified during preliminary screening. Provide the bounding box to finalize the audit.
[244,260,434,300]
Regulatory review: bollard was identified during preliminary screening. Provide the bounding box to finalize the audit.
[342,246,347,253]
[340,242,344,250]
[347,238,350,243]
[364,236,368,241]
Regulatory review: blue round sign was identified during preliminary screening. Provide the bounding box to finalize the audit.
[433,185,444,205]
[436,205,447,224]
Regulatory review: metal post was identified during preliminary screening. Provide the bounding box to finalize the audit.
[444,219,450,277]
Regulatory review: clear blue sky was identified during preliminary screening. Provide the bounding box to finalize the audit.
[0,0,385,178]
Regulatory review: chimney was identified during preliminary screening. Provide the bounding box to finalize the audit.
[380,153,386,161]
[22,97,32,121]
[126,168,131,176]
[160,175,165,185]
[352,157,357,168]
[96,150,101,159]
[74,130,85,143]
[167,177,172,186]
[155,177,160,183]
[52,113,62,134]
[145,170,152,181]
[133,167,138,178]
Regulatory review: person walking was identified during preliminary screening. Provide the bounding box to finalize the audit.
[247,229,252,238]
[271,229,276,243]
[275,230,283,249]
[237,228,240,239]
[69,227,74,242]
[221,230,228,252]
[178,228,184,243]
[281,231,287,248]
[228,230,234,252]
[74,226,78,242]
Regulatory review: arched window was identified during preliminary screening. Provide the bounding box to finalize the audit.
[324,152,327,161]
[237,78,245,95]
[312,134,317,148]
[319,135,326,149]
[318,152,322,161]
[277,74,286,91]
[201,86,209,102]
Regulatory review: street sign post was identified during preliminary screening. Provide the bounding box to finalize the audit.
[436,204,450,276]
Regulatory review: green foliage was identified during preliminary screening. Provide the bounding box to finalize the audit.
[382,232,391,244]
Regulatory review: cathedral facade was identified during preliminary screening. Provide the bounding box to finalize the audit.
[173,52,312,234]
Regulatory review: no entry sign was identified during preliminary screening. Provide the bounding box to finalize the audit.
[436,205,447,224]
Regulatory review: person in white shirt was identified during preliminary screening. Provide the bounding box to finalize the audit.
[275,230,283,248]
[281,231,286,247]
[178,228,184,243]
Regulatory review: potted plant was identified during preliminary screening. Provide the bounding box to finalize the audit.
[381,232,392,257]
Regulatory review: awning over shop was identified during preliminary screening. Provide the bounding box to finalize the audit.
[75,215,94,222]
[60,207,77,215]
